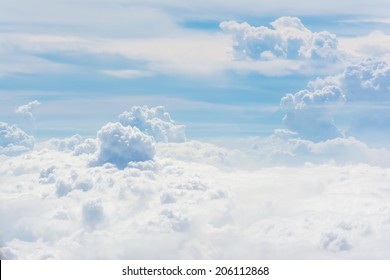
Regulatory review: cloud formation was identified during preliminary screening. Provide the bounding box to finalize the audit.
[280,58,390,143]
[1,135,390,259]
[280,86,345,141]
[96,122,155,169]
[119,106,186,143]
[220,17,340,61]
[15,100,41,124]
[2,104,390,259]
[0,122,34,155]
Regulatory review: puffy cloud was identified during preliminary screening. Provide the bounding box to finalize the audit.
[220,17,340,61]
[280,86,346,141]
[2,106,390,259]
[0,122,34,155]
[95,122,155,169]
[342,58,390,102]
[1,140,390,259]
[119,106,186,143]
[279,58,390,144]
[15,100,41,124]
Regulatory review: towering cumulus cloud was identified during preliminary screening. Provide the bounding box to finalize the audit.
[0,122,34,155]
[279,58,390,143]
[119,106,186,143]
[220,16,339,61]
[280,86,346,141]
[96,122,155,169]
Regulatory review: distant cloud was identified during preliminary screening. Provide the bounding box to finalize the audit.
[101,69,153,79]
[280,86,345,141]
[119,106,186,143]
[15,100,41,126]
[220,17,340,61]
[0,122,34,155]
[280,58,390,143]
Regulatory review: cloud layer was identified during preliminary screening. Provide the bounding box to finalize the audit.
[2,103,390,259]
[1,136,390,259]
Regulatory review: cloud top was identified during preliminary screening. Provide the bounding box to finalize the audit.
[119,106,186,143]
[96,122,155,169]
[280,86,345,141]
[0,122,34,155]
[220,16,339,61]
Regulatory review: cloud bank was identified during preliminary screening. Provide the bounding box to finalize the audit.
[1,136,390,259]
[2,104,390,259]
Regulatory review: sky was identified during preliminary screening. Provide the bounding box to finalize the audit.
[1,0,389,141]
[1,0,390,259]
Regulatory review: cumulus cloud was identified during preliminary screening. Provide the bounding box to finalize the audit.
[2,106,390,259]
[15,100,41,124]
[119,106,186,143]
[280,86,346,141]
[341,58,390,102]
[279,57,390,144]
[0,122,34,155]
[1,138,390,259]
[95,122,155,169]
[220,17,340,62]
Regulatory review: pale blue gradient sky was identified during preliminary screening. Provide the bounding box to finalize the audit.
[1,0,389,141]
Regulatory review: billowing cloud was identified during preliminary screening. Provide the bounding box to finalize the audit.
[280,86,345,141]
[0,122,34,155]
[119,106,186,143]
[2,104,390,259]
[1,134,390,259]
[220,17,340,61]
[95,122,155,169]
[279,58,390,144]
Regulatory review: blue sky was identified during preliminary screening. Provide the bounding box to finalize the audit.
[3,1,390,260]
[1,0,390,142]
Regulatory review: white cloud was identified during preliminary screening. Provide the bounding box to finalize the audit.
[229,129,390,168]
[0,32,230,77]
[279,58,390,144]
[1,138,390,259]
[2,103,390,259]
[221,17,340,61]
[280,86,345,141]
[119,106,186,143]
[100,69,153,79]
[95,122,155,169]
[339,31,390,60]
[15,100,41,123]
[0,122,34,155]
